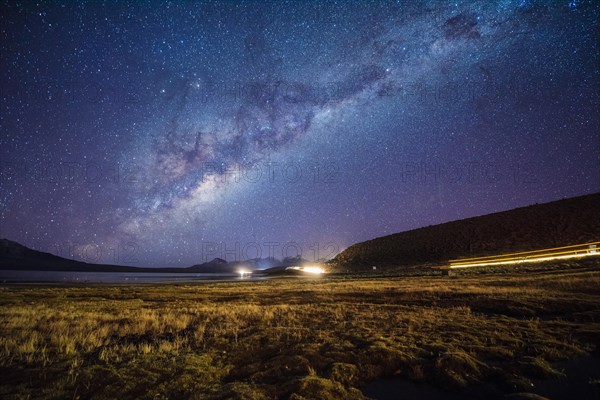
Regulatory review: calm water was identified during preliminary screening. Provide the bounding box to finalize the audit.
[0,270,267,283]
[362,357,600,400]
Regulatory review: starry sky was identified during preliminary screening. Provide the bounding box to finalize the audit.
[1,1,599,267]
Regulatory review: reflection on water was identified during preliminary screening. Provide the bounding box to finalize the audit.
[0,270,267,283]
[362,356,600,400]
[362,378,469,400]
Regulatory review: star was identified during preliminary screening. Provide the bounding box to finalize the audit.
[0,1,598,266]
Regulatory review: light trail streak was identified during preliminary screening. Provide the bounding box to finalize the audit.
[285,265,325,274]
[446,242,599,269]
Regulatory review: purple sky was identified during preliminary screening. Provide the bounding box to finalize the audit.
[1,1,599,266]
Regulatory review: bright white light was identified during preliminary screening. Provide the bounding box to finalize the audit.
[285,265,325,274]
[301,266,324,274]
[238,269,250,278]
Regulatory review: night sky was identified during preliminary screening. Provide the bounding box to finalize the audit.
[1,1,599,267]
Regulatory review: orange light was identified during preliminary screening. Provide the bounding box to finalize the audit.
[448,242,600,269]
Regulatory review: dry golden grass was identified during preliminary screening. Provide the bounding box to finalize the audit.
[0,261,599,399]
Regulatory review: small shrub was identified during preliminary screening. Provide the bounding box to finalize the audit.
[434,350,487,387]
[328,362,359,386]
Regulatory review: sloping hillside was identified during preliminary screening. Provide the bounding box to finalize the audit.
[331,193,600,271]
[0,239,144,272]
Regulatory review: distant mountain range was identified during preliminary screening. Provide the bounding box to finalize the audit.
[187,256,312,273]
[329,192,600,271]
[0,239,312,273]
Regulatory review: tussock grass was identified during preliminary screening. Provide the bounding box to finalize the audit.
[0,261,598,399]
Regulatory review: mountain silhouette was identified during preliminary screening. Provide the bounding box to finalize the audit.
[330,192,600,271]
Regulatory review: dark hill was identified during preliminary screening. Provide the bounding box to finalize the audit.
[330,193,600,271]
[0,239,145,272]
[188,258,234,273]
[0,240,245,273]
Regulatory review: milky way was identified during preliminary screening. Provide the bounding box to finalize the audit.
[1,1,599,266]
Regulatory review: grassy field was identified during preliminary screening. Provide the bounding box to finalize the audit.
[0,260,599,399]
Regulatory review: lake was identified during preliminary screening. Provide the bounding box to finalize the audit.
[0,270,267,284]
